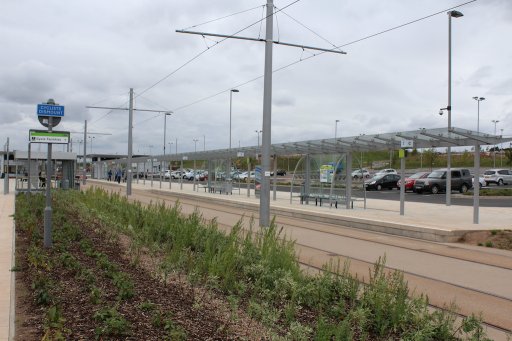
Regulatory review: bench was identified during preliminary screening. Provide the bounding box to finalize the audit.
[198,184,228,194]
[299,194,360,209]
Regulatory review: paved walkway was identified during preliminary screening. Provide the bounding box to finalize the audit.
[0,180,15,341]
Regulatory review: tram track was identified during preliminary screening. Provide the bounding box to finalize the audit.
[88,181,512,336]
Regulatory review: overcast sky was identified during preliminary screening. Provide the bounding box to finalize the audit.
[1,0,511,155]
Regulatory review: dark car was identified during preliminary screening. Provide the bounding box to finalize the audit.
[414,168,472,194]
[276,169,287,176]
[364,174,400,191]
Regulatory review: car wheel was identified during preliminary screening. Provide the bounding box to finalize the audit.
[498,179,504,186]
[460,184,469,193]
[431,185,440,194]
[485,182,489,187]
[377,184,382,191]
[479,183,482,189]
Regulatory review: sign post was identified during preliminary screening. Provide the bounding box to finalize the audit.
[37,98,64,248]
[399,139,412,217]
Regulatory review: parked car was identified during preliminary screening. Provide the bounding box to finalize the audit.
[472,175,485,189]
[194,172,208,181]
[483,169,512,186]
[163,170,171,179]
[171,170,183,179]
[351,168,370,179]
[364,173,400,191]
[276,169,287,176]
[375,168,397,176]
[414,168,472,194]
[239,171,256,181]
[183,170,197,181]
[397,171,430,192]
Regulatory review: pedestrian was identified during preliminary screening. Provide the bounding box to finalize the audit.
[116,169,122,184]
[107,169,112,181]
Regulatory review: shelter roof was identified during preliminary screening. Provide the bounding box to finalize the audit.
[108,127,512,164]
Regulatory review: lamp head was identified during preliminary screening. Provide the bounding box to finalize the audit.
[439,109,444,116]
[231,89,239,93]
[449,10,464,18]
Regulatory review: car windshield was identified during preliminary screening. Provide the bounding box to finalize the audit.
[409,172,427,179]
[428,170,445,179]
[370,174,384,180]
[483,171,495,175]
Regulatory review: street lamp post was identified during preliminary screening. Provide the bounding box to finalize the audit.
[492,119,500,167]
[501,128,504,167]
[167,142,174,189]
[472,97,485,133]
[228,89,239,183]
[445,9,463,206]
[163,112,172,188]
[88,136,95,154]
[255,129,262,148]
[88,136,95,178]
[193,138,198,191]
[334,119,340,160]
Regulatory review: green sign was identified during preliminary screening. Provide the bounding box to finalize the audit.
[29,130,70,144]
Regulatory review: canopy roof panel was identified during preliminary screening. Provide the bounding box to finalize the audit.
[111,127,511,164]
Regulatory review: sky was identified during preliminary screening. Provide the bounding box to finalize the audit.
[1,0,511,156]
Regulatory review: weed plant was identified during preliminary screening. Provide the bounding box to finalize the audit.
[15,189,494,340]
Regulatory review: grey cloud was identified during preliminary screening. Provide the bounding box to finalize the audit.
[0,61,59,104]
[467,66,493,87]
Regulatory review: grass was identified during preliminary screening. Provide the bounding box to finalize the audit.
[463,188,512,196]
[15,188,495,340]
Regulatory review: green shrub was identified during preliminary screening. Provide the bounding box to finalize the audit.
[21,188,491,340]
[93,307,131,337]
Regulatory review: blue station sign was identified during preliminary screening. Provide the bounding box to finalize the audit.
[37,104,65,117]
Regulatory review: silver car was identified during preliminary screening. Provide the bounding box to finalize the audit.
[483,169,512,186]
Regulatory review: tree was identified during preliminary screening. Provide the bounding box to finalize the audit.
[423,148,440,171]
[505,148,512,166]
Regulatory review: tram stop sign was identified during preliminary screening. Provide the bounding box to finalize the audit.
[37,99,64,128]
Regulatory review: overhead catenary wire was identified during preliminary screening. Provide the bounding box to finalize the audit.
[161,1,478,115]
[276,7,340,51]
[137,0,301,99]
[181,4,264,31]
[87,1,301,128]
[93,1,476,133]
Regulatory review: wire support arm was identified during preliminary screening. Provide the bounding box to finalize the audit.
[176,30,347,55]
[86,106,172,113]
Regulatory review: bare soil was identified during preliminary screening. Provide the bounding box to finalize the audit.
[14,208,269,340]
[461,229,512,250]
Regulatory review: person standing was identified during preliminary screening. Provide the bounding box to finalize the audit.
[116,168,122,184]
[107,169,112,181]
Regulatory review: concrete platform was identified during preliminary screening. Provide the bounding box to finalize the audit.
[99,178,512,243]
